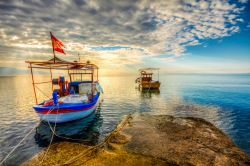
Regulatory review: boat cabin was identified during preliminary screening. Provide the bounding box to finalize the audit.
[25,57,99,104]
[136,68,161,90]
[141,72,153,82]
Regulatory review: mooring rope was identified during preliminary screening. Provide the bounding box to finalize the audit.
[42,102,102,142]
[61,113,133,166]
[1,85,132,166]
[34,85,51,99]
[0,124,38,165]
[39,103,99,165]
[39,105,59,165]
[0,106,56,165]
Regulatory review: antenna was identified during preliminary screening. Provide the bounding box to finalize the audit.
[78,53,80,62]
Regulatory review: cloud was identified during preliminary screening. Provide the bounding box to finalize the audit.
[0,0,247,74]
[238,0,248,3]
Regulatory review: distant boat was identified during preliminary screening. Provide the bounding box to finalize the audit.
[135,68,161,90]
[26,56,103,123]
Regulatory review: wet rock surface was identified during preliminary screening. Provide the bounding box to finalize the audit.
[122,114,250,166]
[23,114,250,166]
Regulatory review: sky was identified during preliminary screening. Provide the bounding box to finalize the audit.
[0,0,249,76]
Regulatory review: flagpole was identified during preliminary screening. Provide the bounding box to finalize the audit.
[50,32,56,63]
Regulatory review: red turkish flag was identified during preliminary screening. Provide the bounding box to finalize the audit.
[50,32,65,54]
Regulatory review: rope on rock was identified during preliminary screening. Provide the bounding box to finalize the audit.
[39,106,59,166]
[62,113,133,166]
[43,104,102,142]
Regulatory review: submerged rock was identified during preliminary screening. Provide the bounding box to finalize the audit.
[23,114,250,166]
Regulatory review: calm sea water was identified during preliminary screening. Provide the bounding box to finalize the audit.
[0,74,250,165]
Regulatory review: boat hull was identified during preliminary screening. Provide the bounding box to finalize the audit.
[140,81,161,90]
[33,93,101,123]
[37,103,98,123]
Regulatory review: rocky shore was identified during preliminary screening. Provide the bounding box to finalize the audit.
[23,113,250,166]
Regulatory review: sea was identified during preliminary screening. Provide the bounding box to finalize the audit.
[0,74,250,165]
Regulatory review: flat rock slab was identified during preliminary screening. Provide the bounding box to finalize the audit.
[118,114,250,166]
[23,113,250,166]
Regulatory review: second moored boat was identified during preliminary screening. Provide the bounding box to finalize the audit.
[135,68,161,90]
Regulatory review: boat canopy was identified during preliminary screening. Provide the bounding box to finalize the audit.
[25,56,98,70]
[26,56,99,104]
[137,67,160,83]
[139,68,159,71]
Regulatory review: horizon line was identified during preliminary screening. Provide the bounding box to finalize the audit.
[1,72,250,77]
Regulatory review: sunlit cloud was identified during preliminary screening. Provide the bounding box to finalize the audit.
[0,0,248,75]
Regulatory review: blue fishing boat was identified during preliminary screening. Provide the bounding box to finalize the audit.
[26,57,103,123]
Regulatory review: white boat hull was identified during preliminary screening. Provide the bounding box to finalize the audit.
[38,105,97,123]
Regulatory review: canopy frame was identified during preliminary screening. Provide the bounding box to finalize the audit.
[138,68,160,81]
[26,56,99,104]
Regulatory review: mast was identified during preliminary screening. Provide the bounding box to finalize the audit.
[50,66,53,92]
[50,32,56,63]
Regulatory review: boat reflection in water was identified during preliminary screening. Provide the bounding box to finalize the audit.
[35,108,103,147]
[140,89,160,98]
